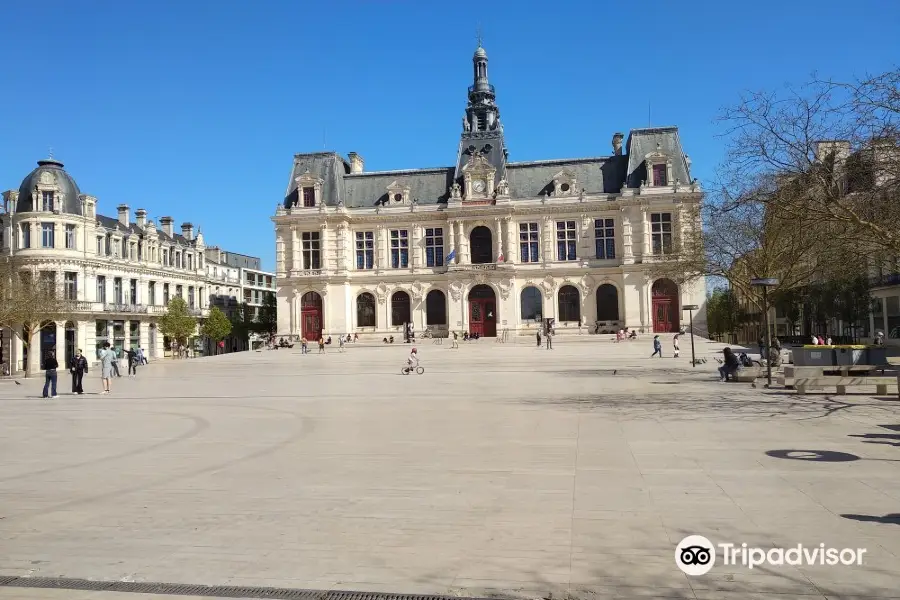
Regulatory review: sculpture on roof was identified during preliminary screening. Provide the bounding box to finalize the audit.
[496,178,509,196]
[450,182,462,199]
[462,115,471,133]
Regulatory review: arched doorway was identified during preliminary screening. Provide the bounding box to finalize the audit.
[301,291,323,340]
[468,284,497,337]
[391,291,411,326]
[39,321,56,367]
[64,321,76,367]
[356,292,376,327]
[149,324,157,358]
[520,286,543,321]
[470,226,493,264]
[558,285,581,322]
[651,279,679,332]
[425,290,447,325]
[596,284,619,321]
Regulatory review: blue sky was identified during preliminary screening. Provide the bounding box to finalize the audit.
[1,0,897,270]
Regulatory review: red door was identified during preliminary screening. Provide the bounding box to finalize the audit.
[652,298,673,333]
[469,299,497,337]
[300,292,323,340]
[651,279,679,333]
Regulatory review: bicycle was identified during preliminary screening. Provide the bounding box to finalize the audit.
[401,365,425,375]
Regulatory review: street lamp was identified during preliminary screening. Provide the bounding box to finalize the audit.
[682,304,699,366]
[750,278,779,388]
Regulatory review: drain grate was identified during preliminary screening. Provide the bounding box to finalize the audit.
[0,577,487,600]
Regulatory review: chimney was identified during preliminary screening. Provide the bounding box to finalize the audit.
[135,208,147,229]
[814,140,851,163]
[160,216,174,237]
[117,204,130,226]
[181,222,194,241]
[348,152,364,173]
[612,132,624,156]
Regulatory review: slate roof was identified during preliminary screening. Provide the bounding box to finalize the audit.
[95,214,197,246]
[282,127,691,209]
[16,159,83,215]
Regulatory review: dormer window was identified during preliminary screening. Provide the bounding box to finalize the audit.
[294,170,324,208]
[386,180,410,205]
[551,169,578,197]
[644,152,673,187]
[41,191,55,211]
[652,164,667,186]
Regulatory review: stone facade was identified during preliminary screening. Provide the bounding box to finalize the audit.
[272,46,706,340]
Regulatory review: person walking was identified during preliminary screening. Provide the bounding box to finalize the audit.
[318,336,325,353]
[650,335,663,358]
[69,348,88,395]
[757,335,765,360]
[99,343,114,394]
[41,350,59,398]
[137,347,147,365]
[545,327,553,350]
[451,331,459,349]
[673,333,681,358]
[126,347,138,376]
[536,329,542,347]
[110,348,121,378]
[339,335,346,352]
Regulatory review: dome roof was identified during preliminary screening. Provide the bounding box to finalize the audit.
[16,158,83,215]
[474,46,487,59]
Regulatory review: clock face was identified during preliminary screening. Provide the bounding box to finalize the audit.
[473,180,486,193]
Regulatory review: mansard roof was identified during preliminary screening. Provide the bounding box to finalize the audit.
[95,214,196,246]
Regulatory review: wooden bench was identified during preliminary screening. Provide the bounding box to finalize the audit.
[795,375,899,395]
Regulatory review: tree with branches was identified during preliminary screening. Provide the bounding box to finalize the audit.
[159,296,197,357]
[201,307,233,355]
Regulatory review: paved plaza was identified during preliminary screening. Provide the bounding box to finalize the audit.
[1,336,899,600]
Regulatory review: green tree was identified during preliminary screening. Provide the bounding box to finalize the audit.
[201,306,233,354]
[228,302,253,349]
[159,296,197,357]
[706,287,747,338]
[253,293,277,342]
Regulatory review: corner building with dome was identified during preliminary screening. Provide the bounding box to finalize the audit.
[1,158,213,373]
[273,45,707,341]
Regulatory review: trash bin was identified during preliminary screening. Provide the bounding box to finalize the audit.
[793,346,836,367]
[866,346,888,366]
[834,345,867,366]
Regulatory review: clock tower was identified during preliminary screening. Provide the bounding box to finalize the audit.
[454,44,507,201]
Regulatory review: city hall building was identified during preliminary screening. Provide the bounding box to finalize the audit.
[273,45,706,340]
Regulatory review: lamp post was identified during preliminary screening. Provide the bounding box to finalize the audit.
[750,278,779,388]
[683,304,699,366]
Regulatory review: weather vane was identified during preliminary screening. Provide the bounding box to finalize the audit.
[48,146,54,159]
[476,25,483,47]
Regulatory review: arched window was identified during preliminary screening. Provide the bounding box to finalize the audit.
[470,226,493,264]
[391,291,411,326]
[520,287,543,321]
[558,285,581,322]
[425,290,447,325]
[596,284,619,321]
[356,292,376,327]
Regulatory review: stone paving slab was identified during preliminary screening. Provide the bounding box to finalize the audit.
[1,338,899,599]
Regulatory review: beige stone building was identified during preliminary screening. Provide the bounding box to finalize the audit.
[272,45,707,341]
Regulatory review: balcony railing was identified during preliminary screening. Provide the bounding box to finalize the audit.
[871,273,900,287]
[449,262,500,272]
[292,269,323,277]
[104,303,149,314]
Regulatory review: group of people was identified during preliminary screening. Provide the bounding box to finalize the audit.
[649,333,683,358]
[41,345,147,397]
[299,334,355,353]
[615,327,639,342]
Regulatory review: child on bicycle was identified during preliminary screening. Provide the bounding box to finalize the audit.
[407,347,419,368]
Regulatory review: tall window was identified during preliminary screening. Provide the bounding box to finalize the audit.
[594,218,615,259]
[425,289,447,325]
[113,277,123,304]
[175,252,181,269]
[121,237,128,258]
[651,213,673,255]
[96,275,106,303]
[356,292,376,327]
[65,224,76,249]
[176,285,183,298]
[130,279,138,304]
[390,229,409,268]
[42,191,54,211]
[162,249,169,265]
[187,254,193,270]
[355,231,374,269]
[391,291,411,326]
[105,234,111,255]
[556,220,577,261]
[302,231,321,269]
[302,187,315,207]
[520,286,543,321]
[148,281,156,305]
[188,286,195,308]
[64,272,77,301]
[519,223,539,263]
[558,285,581,322]
[95,320,108,358]
[21,224,31,248]
[41,223,54,248]
[652,163,667,186]
[425,228,444,267]
[96,236,102,255]
[163,283,170,305]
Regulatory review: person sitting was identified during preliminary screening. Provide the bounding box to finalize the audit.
[353,333,359,342]
[719,347,741,381]
[325,336,332,345]
[389,335,394,344]
[628,329,637,339]
[463,332,469,341]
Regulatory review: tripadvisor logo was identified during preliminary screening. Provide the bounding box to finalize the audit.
[675,535,866,575]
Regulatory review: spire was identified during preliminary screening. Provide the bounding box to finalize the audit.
[462,42,500,134]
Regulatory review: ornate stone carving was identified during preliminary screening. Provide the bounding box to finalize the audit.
[411,281,425,301]
[540,275,555,299]
[449,281,463,301]
[495,178,509,196]
[450,182,462,199]
[375,281,388,304]
[39,171,56,185]
[497,278,513,300]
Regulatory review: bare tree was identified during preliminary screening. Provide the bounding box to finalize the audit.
[718,68,900,257]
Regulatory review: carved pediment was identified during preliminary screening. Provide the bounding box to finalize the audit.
[385,180,410,205]
[552,169,578,197]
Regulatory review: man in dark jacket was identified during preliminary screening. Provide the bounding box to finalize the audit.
[70,348,88,394]
[42,350,59,398]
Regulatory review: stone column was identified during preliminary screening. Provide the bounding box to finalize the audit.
[493,218,503,262]
[542,216,554,264]
[291,227,300,273]
[621,210,634,263]
[55,321,65,361]
[459,222,470,264]
[319,223,328,271]
[376,225,386,271]
[447,221,457,264]
[275,232,285,274]
[336,223,347,272]
[505,217,516,264]
[641,208,651,257]
[412,224,423,269]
